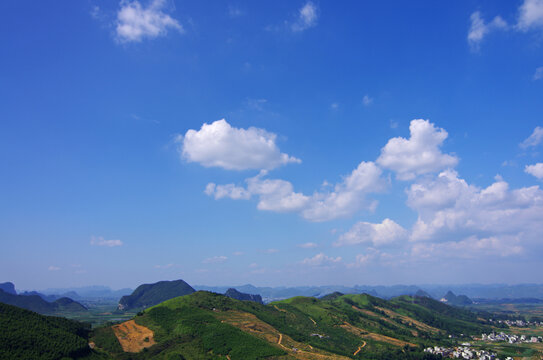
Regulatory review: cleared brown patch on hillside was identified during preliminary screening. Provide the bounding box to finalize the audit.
[215,310,351,360]
[112,320,155,353]
[341,322,416,348]
[375,307,441,334]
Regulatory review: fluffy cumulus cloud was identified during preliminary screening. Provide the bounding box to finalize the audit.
[525,163,543,179]
[520,126,543,149]
[301,253,342,266]
[179,119,300,171]
[90,236,123,247]
[517,0,543,31]
[406,170,543,257]
[116,0,183,43]
[205,161,385,221]
[335,219,407,247]
[292,1,318,32]
[377,119,458,180]
[467,11,507,51]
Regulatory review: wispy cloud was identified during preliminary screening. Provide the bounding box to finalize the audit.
[534,67,543,80]
[115,0,183,43]
[467,11,507,51]
[362,95,373,106]
[203,255,227,264]
[48,266,61,271]
[298,242,318,249]
[90,236,123,247]
[520,126,543,149]
[301,253,341,266]
[154,263,175,269]
[291,1,318,32]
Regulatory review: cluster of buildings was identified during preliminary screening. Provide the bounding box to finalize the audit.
[488,319,543,327]
[481,332,542,344]
[423,345,512,360]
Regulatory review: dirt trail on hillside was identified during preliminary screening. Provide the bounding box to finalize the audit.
[353,341,366,356]
[112,320,155,353]
[341,322,416,348]
[215,310,350,360]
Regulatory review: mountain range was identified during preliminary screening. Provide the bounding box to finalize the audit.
[0,288,87,314]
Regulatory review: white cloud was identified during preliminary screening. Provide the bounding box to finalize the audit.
[346,249,381,268]
[116,0,183,43]
[205,183,251,200]
[262,248,279,254]
[377,119,458,180]
[525,163,543,179]
[517,0,543,31]
[292,1,318,32]
[468,11,507,51]
[301,161,384,221]
[534,67,543,80]
[90,236,123,247]
[298,242,318,248]
[406,170,543,257]
[520,126,543,148]
[301,253,342,266]
[203,255,227,264]
[206,161,385,221]
[48,266,61,271]
[233,251,244,256]
[412,235,523,259]
[154,263,175,269]
[362,95,373,106]
[335,219,407,247]
[179,119,300,171]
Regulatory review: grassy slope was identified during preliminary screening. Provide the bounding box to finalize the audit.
[92,291,493,359]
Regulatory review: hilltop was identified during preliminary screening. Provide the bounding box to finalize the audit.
[92,290,491,359]
[118,279,195,311]
[225,288,263,304]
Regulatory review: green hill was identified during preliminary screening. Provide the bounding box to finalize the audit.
[0,302,93,360]
[91,290,494,359]
[118,279,195,311]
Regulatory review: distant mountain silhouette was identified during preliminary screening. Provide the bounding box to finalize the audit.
[0,282,16,295]
[118,279,195,310]
[441,291,473,306]
[0,289,87,314]
[19,290,81,302]
[224,288,263,303]
[415,289,433,298]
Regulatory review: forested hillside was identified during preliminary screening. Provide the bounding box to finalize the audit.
[0,302,92,360]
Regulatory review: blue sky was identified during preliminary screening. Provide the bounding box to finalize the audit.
[1,0,543,290]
